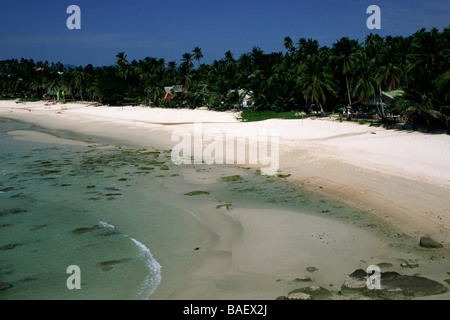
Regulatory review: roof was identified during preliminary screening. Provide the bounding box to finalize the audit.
[164,85,184,94]
[163,93,173,100]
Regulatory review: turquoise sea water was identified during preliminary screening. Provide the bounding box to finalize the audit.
[2,117,446,300]
[0,118,163,299]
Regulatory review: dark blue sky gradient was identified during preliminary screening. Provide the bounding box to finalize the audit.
[0,0,448,66]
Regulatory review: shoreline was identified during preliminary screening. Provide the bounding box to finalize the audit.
[2,101,448,243]
[1,101,449,300]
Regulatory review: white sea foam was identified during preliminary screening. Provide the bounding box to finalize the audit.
[99,220,115,229]
[99,220,162,300]
[126,236,162,299]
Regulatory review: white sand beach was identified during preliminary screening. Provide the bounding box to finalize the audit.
[2,101,449,239]
[1,100,449,300]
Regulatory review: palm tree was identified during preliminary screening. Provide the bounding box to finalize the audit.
[72,69,85,101]
[297,38,319,60]
[115,52,133,99]
[296,37,307,54]
[177,53,194,97]
[224,50,235,67]
[115,52,131,80]
[181,52,193,69]
[147,86,165,106]
[376,62,403,92]
[352,56,377,112]
[268,62,296,111]
[283,36,295,55]
[406,28,440,95]
[395,91,436,131]
[375,62,403,118]
[297,56,336,114]
[331,37,359,105]
[45,72,62,94]
[353,74,377,110]
[192,47,203,69]
[30,75,47,99]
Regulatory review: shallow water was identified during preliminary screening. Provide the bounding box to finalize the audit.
[0,117,448,300]
[0,119,163,299]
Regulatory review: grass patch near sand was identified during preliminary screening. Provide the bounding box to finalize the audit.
[239,110,314,122]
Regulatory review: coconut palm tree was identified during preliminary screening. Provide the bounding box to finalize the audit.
[72,69,85,101]
[45,72,62,94]
[395,90,438,131]
[30,75,47,99]
[181,52,193,70]
[147,86,165,106]
[224,50,235,67]
[376,62,403,92]
[297,56,336,115]
[115,52,131,80]
[192,47,203,69]
[352,55,377,112]
[331,37,359,106]
[374,61,403,118]
[283,36,295,56]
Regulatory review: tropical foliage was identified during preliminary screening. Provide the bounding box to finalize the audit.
[1,27,449,132]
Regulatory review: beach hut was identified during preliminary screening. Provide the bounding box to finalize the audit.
[164,85,184,94]
[162,85,184,100]
[368,91,396,107]
[351,90,403,117]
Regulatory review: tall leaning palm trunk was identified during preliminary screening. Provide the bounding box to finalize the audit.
[376,62,403,119]
[331,37,359,106]
[345,74,352,106]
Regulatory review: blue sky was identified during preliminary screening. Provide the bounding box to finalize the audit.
[0,0,448,66]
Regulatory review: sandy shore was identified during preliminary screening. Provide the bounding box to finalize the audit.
[1,100,449,299]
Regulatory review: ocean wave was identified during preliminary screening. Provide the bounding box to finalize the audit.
[126,236,162,299]
[99,220,162,300]
[99,220,115,229]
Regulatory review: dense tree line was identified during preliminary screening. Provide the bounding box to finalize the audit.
[1,27,449,132]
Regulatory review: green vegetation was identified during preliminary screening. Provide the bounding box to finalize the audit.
[1,28,449,132]
[184,191,210,196]
[239,110,310,122]
[18,97,40,102]
[216,202,233,210]
[220,175,244,182]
